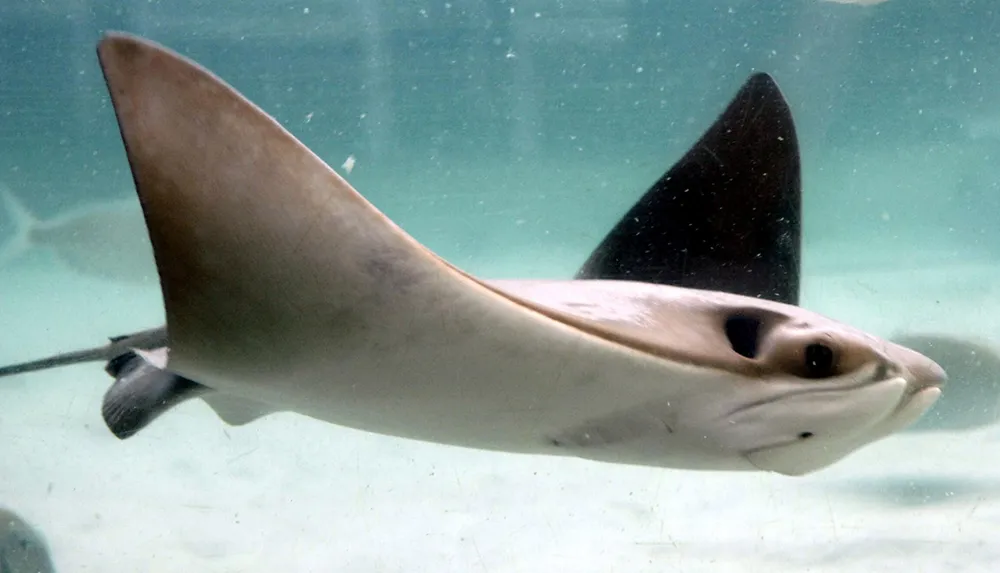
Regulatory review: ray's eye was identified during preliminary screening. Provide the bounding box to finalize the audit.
[803,343,835,378]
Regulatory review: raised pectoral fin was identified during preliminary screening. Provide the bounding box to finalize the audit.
[577,72,802,306]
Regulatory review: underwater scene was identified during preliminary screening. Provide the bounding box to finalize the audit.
[1,0,999,571]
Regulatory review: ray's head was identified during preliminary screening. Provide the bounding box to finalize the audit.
[517,282,946,477]
[688,298,947,476]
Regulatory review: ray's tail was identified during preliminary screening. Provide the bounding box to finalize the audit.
[0,345,111,377]
[0,327,169,379]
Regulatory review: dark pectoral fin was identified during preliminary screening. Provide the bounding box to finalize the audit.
[577,72,802,306]
[101,347,209,439]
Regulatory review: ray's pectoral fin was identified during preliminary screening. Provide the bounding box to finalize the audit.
[577,72,802,306]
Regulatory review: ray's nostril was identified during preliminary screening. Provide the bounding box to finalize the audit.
[924,359,947,386]
[873,358,889,381]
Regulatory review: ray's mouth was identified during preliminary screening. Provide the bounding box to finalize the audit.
[724,361,888,420]
[742,377,944,475]
[726,355,942,463]
[743,373,939,452]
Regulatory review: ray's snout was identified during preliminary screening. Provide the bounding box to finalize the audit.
[889,341,948,390]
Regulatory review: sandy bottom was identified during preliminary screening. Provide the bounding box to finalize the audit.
[1,241,999,573]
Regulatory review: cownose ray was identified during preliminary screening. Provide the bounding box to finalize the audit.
[9,71,991,437]
[0,62,806,436]
[0,32,947,477]
[0,67,803,426]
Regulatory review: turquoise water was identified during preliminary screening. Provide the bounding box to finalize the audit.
[2,1,1000,571]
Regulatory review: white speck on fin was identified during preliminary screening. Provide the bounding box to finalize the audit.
[132,347,169,369]
[341,154,356,174]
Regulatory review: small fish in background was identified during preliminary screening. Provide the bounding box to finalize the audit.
[0,183,157,284]
[820,0,892,5]
[940,109,1000,142]
[0,508,55,573]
